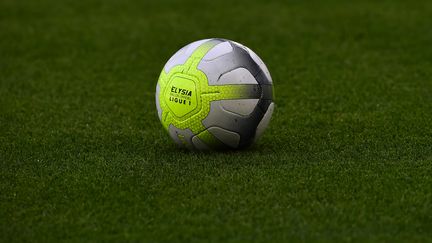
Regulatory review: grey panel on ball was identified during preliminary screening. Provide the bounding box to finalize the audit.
[155,83,162,120]
[168,125,195,149]
[203,101,267,148]
[207,127,240,148]
[245,46,273,83]
[231,41,273,84]
[197,41,272,86]
[191,136,210,150]
[254,102,274,142]
[220,99,259,116]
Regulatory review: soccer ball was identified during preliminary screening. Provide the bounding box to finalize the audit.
[156,38,274,150]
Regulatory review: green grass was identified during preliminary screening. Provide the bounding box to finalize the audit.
[1,0,432,241]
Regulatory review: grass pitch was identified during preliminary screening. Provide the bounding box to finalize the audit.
[1,0,432,242]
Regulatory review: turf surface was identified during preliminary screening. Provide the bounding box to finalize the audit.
[1,0,432,241]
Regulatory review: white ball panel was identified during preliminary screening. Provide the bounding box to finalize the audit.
[184,39,210,55]
[218,67,257,85]
[163,39,210,73]
[163,47,187,73]
[155,83,162,120]
[220,99,259,116]
[254,102,274,141]
[202,41,233,61]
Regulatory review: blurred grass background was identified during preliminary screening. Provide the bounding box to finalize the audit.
[1,0,432,241]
